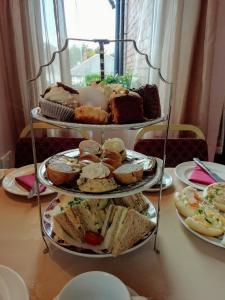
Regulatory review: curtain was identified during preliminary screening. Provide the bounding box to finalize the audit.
[129,0,224,160]
[0,0,26,165]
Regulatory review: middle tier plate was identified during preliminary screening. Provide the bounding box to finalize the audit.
[38,149,163,199]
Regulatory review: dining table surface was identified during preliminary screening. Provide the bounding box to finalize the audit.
[0,167,225,300]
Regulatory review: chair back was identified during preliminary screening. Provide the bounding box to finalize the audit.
[134,124,208,167]
[15,122,89,167]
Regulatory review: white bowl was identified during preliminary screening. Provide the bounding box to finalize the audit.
[0,265,29,300]
[58,271,130,300]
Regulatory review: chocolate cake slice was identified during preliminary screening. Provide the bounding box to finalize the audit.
[109,92,144,124]
[133,84,161,119]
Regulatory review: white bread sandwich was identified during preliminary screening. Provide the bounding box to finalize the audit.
[101,205,155,256]
[72,198,109,233]
[113,163,144,185]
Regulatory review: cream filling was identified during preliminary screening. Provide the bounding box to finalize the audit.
[80,162,110,179]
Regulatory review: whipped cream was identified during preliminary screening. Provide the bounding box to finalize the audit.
[80,162,110,179]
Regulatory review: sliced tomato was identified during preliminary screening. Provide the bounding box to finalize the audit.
[84,231,104,245]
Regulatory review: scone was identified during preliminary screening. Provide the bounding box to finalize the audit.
[77,162,117,193]
[113,163,144,185]
[75,105,109,124]
[79,140,102,156]
[46,155,80,185]
[102,138,126,160]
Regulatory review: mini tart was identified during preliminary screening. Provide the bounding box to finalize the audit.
[185,209,225,237]
[75,105,109,124]
[204,182,225,212]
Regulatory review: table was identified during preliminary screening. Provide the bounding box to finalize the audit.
[0,169,224,300]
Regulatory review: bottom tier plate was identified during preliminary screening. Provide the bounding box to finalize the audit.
[42,195,157,258]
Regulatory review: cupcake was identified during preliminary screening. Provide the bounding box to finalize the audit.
[40,82,80,121]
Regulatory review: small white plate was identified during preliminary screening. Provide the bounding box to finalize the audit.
[146,171,173,192]
[0,265,29,300]
[175,161,225,191]
[2,164,54,197]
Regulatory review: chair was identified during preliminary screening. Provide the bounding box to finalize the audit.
[134,124,208,167]
[15,122,90,167]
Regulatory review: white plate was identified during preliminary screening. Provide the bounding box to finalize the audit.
[2,164,54,197]
[0,265,29,300]
[38,149,162,199]
[146,171,173,192]
[32,107,166,130]
[175,161,225,191]
[0,169,4,180]
[176,210,225,249]
[43,195,157,258]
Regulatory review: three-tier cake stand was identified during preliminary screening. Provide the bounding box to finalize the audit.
[27,38,173,256]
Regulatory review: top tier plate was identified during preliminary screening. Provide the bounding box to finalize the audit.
[31,107,166,130]
[38,149,163,199]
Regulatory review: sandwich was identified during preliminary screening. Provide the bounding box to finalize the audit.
[53,198,110,242]
[54,198,84,243]
[101,205,155,256]
[72,198,109,233]
[113,193,149,212]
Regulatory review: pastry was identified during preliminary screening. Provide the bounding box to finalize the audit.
[185,209,225,237]
[109,91,144,124]
[79,140,102,156]
[40,82,79,121]
[78,86,109,111]
[46,155,80,185]
[75,105,109,124]
[174,186,204,218]
[102,138,126,160]
[101,150,122,169]
[204,182,225,212]
[113,163,144,185]
[77,162,117,193]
